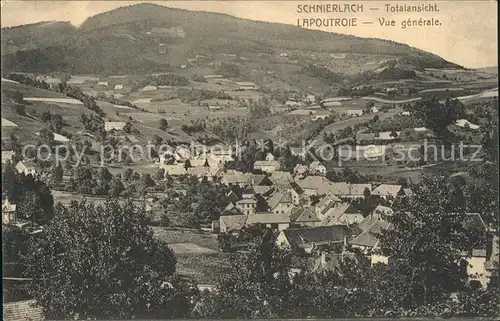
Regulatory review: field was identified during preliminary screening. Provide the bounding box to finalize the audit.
[151,227,233,284]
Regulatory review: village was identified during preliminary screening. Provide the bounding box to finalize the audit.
[1,2,499,319]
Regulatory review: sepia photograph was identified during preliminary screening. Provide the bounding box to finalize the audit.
[1,1,498,319]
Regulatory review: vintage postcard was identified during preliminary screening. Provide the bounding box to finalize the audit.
[1,1,498,320]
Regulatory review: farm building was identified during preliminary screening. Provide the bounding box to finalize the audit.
[347,110,364,117]
[104,121,127,131]
[2,151,14,164]
[235,82,259,90]
[15,161,36,176]
[2,197,17,224]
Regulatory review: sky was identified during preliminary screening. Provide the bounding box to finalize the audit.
[1,0,497,68]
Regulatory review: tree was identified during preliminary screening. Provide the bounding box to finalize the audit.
[11,91,24,104]
[152,134,163,147]
[390,130,399,139]
[123,121,132,133]
[39,128,54,144]
[159,118,169,131]
[184,159,192,170]
[123,168,133,182]
[192,234,305,318]
[157,168,165,180]
[25,200,192,319]
[108,177,125,198]
[377,175,487,308]
[52,162,63,185]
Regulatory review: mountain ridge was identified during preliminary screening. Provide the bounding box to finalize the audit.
[1,3,461,75]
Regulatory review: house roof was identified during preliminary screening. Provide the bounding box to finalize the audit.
[254,160,280,168]
[2,151,14,161]
[288,181,304,195]
[294,164,308,174]
[349,184,372,196]
[187,166,210,177]
[254,185,273,195]
[237,197,257,205]
[372,184,402,197]
[296,176,332,194]
[243,186,256,195]
[371,205,394,220]
[2,198,16,212]
[270,171,293,184]
[350,218,392,248]
[220,215,247,232]
[317,194,342,210]
[290,207,320,222]
[222,172,250,184]
[309,161,325,170]
[329,182,351,195]
[282,226,353,248]
[313,252,360,273]
[267,192,293,209]
[161,164,187,176]
[246,212,290,225]
[321,203,361,226]
[250,174,267,185]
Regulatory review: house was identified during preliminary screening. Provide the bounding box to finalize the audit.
[369,205,394,221]
[270,171,294,187]
[15,161,36,176]
[161,164,187,177]
[221,172,250,187]
[2,197,17,224]
[371,184,403,200]
[104,121,126,132]
[276,225,353,254]
[288,181,305,206]
[267,192,295,216]
[461,213,496,287]
[370,106,379,113]
[246,212,290,231]
[97,81,109,87]
[321,202,364,226]
[142,85,158,92]
[455,119,480,130]
[309,161,326,176]
[293,164,308,176]
[236,197,257,215]
[204,75,223,80]
[114,84,124,90]
[249,174,272,187]
[187,166,218,181]
[350,217,393,266]
[329,183,371,199]
[296,176,333,197]
[219,215,247,234]
[2,151,14,164]
[306,94,316,104]
[235,82,259,90]
[313,251,365,273]
[290,207,320,227]
[253,160,281,173]
[315,194,342,220]
[209,105,222,111]
[285,100,302,108]
[242,186,256,199]
[347,110,363,117]
[311,114,329,121]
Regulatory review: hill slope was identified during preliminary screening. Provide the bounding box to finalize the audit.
[1,3,460,75]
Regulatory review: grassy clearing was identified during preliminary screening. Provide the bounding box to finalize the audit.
[151,226,220,251]
[175,252,233,284]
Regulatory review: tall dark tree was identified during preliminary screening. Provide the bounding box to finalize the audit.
[25,200,193,319]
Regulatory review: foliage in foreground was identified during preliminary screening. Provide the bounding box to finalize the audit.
[25,200,197,319]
